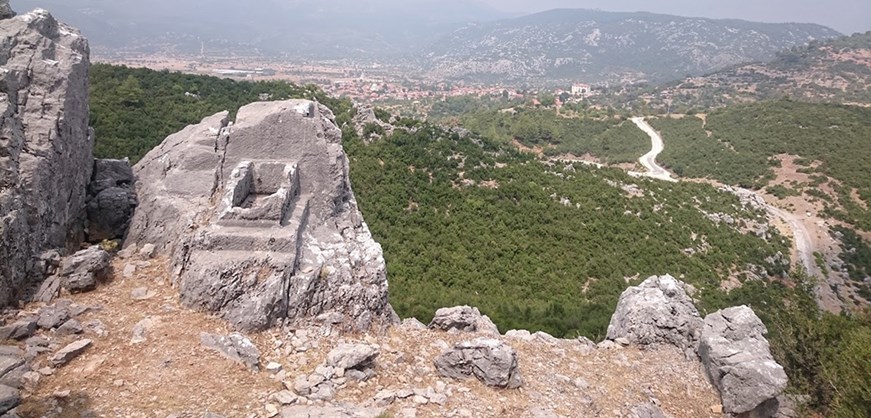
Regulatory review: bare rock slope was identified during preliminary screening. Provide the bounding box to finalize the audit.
[126,100,396,332]
[0,4,91,305]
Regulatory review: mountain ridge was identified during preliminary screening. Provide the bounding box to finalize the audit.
[422,8,841,83]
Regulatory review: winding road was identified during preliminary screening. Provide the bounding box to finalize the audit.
[629,116,822,281]
[630,117,677,182]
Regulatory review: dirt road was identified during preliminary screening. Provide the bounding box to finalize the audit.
[630,117,677,182]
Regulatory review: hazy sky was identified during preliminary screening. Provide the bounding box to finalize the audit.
[482,0,870,34]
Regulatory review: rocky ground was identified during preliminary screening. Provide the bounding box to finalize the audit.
[10,253,723,418]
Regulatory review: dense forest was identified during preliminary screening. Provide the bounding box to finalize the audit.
[89,65,870,417]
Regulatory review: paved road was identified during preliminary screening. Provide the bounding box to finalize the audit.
[630,117,677,182]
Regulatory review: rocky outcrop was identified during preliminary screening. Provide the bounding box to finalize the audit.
[86,159,137,242]
[434,338,523,389]
[428,305,499,335]
[699,306,788,417]
[606,275,702,351]
[0,7,92,305]
[126,100,395,332]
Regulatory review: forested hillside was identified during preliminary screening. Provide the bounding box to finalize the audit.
[648,100,871,230]
[89,65,870,417]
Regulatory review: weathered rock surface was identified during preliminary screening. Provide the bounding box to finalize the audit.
[0,6,92,305]
[434,338,522,389]
[326,343,379,370]
[699,306,788,417]
[200,332,261,371]
[606,275,702,350]
[126,100,395,331]
[429,306,500,335]
[86,159,137,242]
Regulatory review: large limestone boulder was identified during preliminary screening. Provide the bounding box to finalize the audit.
[606,275,702,350]
[0,7,92,305]
[126,100,395,331]
[699,306,788,417]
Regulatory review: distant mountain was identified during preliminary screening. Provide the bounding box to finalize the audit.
[421,9,842,84]
[659,32,871,106]
[10,0,508,58]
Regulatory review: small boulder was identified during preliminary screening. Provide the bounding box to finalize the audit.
[50,339,92,366]
[0,0,15,20]
[200,332,260,371]
[606,275,702,350]
[37,305,70,330]
[326,343,379,370]
[428,306,499,335]
[434,338,522,389]
[58,247,111,293]
[0,319,37,341]
[699,306,787,417]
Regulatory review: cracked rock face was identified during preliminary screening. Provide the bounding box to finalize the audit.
[699,306,787,417]
[126,100,396,332]
[606,275,703,350]
[0,7,91,305]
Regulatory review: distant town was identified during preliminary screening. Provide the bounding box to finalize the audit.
[98,53,601,106]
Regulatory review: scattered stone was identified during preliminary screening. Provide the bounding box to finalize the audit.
[606,275,702,350]
[83,319,108,337]
[264,403,279,417]
[50,339,92,366]
[52,390,71,399]
[699,306,788,417]
[131,318,155,344]
[138,243,157,259]
[122,264,137,278]
[200,333,260,371]
[326,343,379,370]
[280,405,385,418]
[428,306,499,335]
[629,404,669,418]
[0,319,37,341]
[434,338,522,389]
[55,319,83,337]
[131,287,156,301]
[373,389,395,406]
[523,408,564,418]
[265,362,283,374]
[270,390,297,405]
